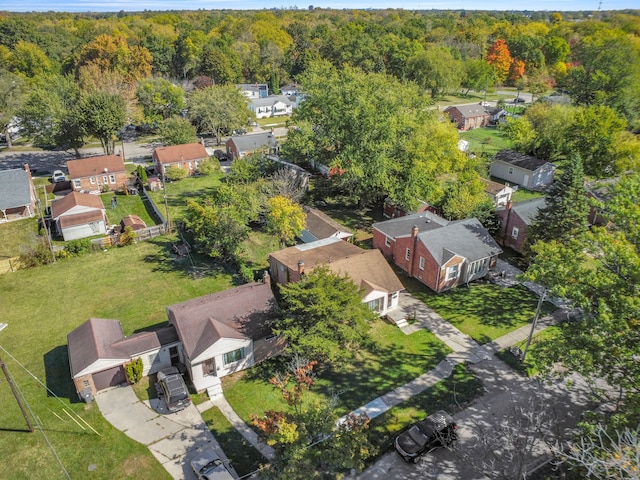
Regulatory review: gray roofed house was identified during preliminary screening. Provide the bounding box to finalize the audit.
[167,278,284,394]
[373,212,502,293]
[299,207,353,243]
[443,104,491,130]
[490,150,556,190]
[226,131,279,160]
[0,165,36,222]
[248,95,293,119]
[496,197,546,254]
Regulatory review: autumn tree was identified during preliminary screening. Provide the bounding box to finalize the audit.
[266,195,305,248]
[486,39,512,84]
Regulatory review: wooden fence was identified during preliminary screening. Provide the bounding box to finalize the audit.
[91,223,168,249]
[0,256,21,274]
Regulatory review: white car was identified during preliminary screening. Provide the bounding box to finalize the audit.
[51,170,66,183]
[190,447,234,479]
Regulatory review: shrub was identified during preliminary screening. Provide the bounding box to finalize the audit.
[124,358,144,384]
[136,165,148,184]
[165,165,187,181]
[197,157,220,175]
[65,238,93,256]
[119,226,137,246]
[19,241,54,268]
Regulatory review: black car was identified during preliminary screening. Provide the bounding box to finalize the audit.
[213,149,227,161]
[512,97,526,103]
[394,410,457,463]
[157,367,191,413]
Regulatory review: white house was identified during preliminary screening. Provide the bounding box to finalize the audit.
[51,191,108,241]
[249,95,293,119]
[490,150,556,190]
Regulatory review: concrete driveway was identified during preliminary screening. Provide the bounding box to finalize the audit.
[96,385,237,480]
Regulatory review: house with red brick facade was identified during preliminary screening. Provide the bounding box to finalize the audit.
[443,104,490,131]
[496,198,546,254]
[268,237,403,315]
[373,212,502,293]
[67,155,127,193]
[153,142,209,177]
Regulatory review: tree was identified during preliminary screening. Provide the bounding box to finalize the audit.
[266,195,305,248]
[158,117,197,146]
[0,71,24,148]
[164,165,187,181]
[407,46,463,98]
[461,58,494,95]
[486,39,512,84]
[81,91,127,155]
[526,155,589,249]
[277,266,376,364]
[188,85,252,144]
[136,78,186,126]
[6,40,52,78]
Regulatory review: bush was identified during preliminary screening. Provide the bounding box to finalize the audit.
[136,165,148,184]
[19,241,54,268]
[65,238,93,256]
[165,165,187,181]
[119,226,137,246]
[198,157,220,175]
[124,358,144,384]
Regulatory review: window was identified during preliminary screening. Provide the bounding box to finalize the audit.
[73,179,81,188]
[89,221,99,233]
[446,264,459,280]
[223,348,245,365]
[469,259,487,276]
[511,227,519,239]
[405,248,410,261]
[367,298,382,312]
[203,358,216,375]
[508,167,514,175]
[90,177,95,185]
[385,236,391,247]
[419,257,425,270]
[188,162,193,170]
[103,175,108,184]
[109,175,115,184]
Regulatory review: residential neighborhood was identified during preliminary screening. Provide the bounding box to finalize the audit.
[0,7,638,480]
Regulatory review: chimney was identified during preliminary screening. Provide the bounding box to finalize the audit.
[506,200,513,210]
[262,270,271,286]
[411,225,419,237]
[23,163,31,174]
[297,260,305,275]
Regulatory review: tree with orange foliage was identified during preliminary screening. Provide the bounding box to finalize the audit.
[509,59,526,84]
[486,39,512,84]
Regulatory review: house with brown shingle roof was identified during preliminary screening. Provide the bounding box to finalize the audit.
[443,104,491,131]
[167,277,283,395]
[153,142,209,177]
[67,155,127,193]
[51,191,108,241]
[268,237,403,315]
[299,207,353,243]
[480,178,514,207]
[67,318,180,399]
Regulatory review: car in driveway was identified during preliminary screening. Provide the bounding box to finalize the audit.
[191,447,234,479]
[157,366,191,413]
[394,410,457,463]
[512,97,526,103]
[51,170,66,183]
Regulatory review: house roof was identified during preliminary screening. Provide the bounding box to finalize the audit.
[167,281,279,361]
[250,95,293,108]
[327,249,404,295]
[153,142,208,165]
[511,197,546,226]
[59,210,105,228]
[0,168,33,210]
[481,178,512,195]
[67,155,126,179]
[121,214,147,230]
[494,150,550,172]
[302,207,352,241]
[418,218,502,266]
[227,132,277,153]
[51,191,104,218]
[270,237,363,269]
[67,318,179,378]
[444,104,490,118]
[373,211,449,239]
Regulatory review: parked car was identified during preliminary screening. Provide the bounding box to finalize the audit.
[157,366,191,413]
[51,170,66,183]
[213,149,227,161]
[394,410,457,463]
[512,97,526,103]
[191,447,234,480]
[232,128,246,135]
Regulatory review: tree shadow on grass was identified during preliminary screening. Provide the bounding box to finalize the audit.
[43,345,77,402]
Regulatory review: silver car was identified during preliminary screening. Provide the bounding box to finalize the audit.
[190,447,235,480]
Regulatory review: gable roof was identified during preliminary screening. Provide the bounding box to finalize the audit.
[167,281,279,360]
[302,207,352,242]
[51,191,104,218]
[67,318,179,378]
[0,168,33,210]
[494,150,550,172]
[153,142,208,165]
[250,95,293,108]
[373,211,449,239]
[270,237,363,270]
[444,104,490,118]
[67,155,126,179]
[328,249,404,295]
[511,197,546,225]
[227,132,277,153]
[418,218,502,266]
[481,178,512,195]
[59,210,105,228]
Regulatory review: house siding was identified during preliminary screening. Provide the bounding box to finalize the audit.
[72,172,128,193]
[444,107,489,131]
[490,161,555,189]
[496,207,530,253]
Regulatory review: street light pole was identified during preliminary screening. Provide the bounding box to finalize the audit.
[0,324,34,432]
[521,290,546,363]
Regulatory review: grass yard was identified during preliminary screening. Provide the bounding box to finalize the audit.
[222,318,451,425]
[241,229,280,271]
[0,217,40,258]
[0,238,235,480]
[104,192,160,226]
[402,275,555,344]
[201,406,266,478]
[495,326,562,377]
[369,364,483,455]
[510,187,545,203]
[460,126,513,158]
[147,170,224,222]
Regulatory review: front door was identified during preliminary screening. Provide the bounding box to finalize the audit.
[169,346,180,366]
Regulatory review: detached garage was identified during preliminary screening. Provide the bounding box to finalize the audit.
[51,192,108,241]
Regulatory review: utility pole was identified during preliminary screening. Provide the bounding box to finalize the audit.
[162,168,171,234]
[521,290,546,363]
[34,183,55,263]
[0,324,34,432]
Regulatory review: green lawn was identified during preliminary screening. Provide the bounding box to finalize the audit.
[201,406,266,478]
[0,239,235,480]
[402,275,555,344]
[495,326,561,377]
[222,318,451,425]
[241,229,280,271]
[0,217,40,258]
[104,192,160,226]
[460,127,514,158]
[510,187,545,203]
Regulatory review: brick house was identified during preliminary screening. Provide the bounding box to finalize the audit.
[373,212,502,293]
[226,131,278,160]
[67,155,127,193]
[443,105,490,131]
[496,198,546,254]
[153,142,209,177]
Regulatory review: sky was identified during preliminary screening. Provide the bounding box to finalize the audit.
[0,0,637,12]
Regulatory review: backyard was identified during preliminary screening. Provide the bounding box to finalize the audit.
[0,238,236,480]
[460,126,513,159]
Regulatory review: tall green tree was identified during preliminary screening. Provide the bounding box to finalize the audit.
[266,195,305,248]
[407,46,463,98]
[158,117,197,146]
[0,71,24,148]
[81,91,127,155]
[277,266,377,364]
[136,78,186,126]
